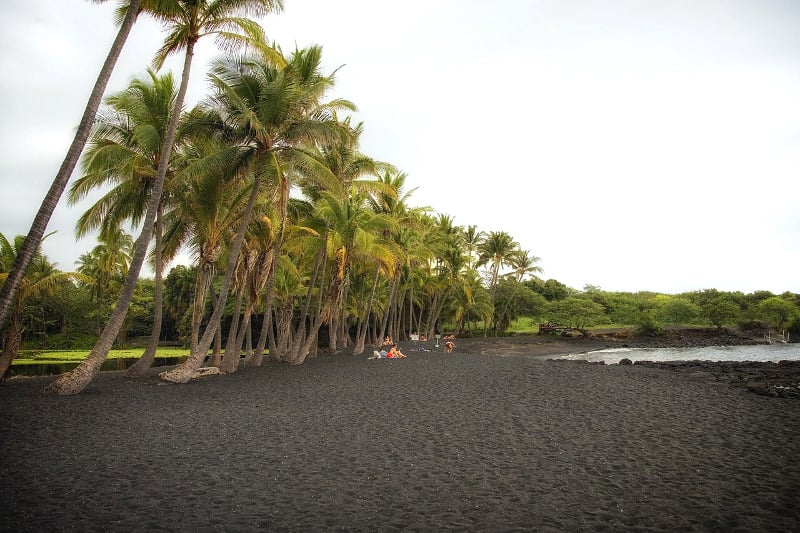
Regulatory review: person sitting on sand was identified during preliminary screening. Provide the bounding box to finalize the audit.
[444,341,455,353]
[379,335,394,353]
[386,344,406,358]
[368,343,405,359]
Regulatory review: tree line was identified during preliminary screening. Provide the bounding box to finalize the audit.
[1,1,798,394]
[3,230,799,372]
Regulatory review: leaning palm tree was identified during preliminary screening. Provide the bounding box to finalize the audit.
[160,45,353,382]
[0,0,144,333]
[68,69,182,376]
[367,171,425,342]
[44,0,284,396]
[297,120,396,352]
[161,133,252,355]
[284,190,396,364]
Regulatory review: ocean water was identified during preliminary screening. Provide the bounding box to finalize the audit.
[562,342,800,364]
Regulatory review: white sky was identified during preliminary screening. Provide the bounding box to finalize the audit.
[1,0,798,294]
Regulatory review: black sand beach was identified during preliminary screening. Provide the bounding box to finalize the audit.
[1,337,799,532]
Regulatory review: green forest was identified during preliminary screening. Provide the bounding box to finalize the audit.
[1,1,798,393]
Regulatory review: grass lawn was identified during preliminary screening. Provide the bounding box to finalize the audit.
[12,347,192,366]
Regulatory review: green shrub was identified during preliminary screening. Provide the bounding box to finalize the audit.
[23,332,97,350]
[635,310,663,336]
[737,319,767,335]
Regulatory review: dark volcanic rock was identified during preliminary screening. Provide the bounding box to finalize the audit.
[632,359,800,399]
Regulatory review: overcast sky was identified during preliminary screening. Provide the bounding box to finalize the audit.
[1,0,798,294]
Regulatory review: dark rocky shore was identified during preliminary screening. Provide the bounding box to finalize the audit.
[1,332,798,532]
[452,329,800,399]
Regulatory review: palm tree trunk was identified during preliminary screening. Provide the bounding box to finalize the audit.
[251,305,271,366]
[206,277,222,367]
[160,174,261,384]
[125,206,164,377]
[496,282,522,337]
[219,288,245,373]
[285,248,329,364]
[254,244,279,361]
[252,252,275,367]
[379,269,400,340]
[485,265,500,337]
[278,245,325,363]
[235,297,254,365]
[190,264,213,354]
[353,268,380,355]
[291,268,345,366]
[43,36,195,396]
[212,319,222,365]
[394,289,406,341]
[0,302,24,382]
[0,0,142,333]
[244,315,253,360]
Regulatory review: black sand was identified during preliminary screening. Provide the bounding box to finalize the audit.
[1,340,799,532]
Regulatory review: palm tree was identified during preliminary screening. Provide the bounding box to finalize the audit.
[462,225,485,270]
[476,230,521,335]
[495,250,543,335]
[0,233,89,381]
[477,231,520,303]
[68,69,179,365]
[448,270,493,336]
[409,213,461,339]
[367,171,425,342]
[160,45,353,382]
[298,120,397,353]
[0,0,144,333]
[76,228,134,334]
[285,190,395,364]
[44,0,284,395]
[162,138,251,355]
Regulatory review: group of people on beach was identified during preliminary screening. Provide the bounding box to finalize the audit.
[368,336,407,359]
[368,334,455,359]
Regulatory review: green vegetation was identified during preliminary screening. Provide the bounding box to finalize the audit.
[13,347,190,364]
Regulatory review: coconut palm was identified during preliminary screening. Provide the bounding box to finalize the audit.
[494,250,543,335]
[162,138,252,356]
[476,230,521,304]
[449,270,493,335]
[462,225,485,270]
[367,171,427,342]
[44,0,284,395]
[475,230,521,335]
[0,0,144,333]
[211,47,356,363]
[160,44,352,382]
[406,213,461,339]
[285,190,396,364]
[76,227,134,334]
[297,121,397,352]
[68,69,185,375]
